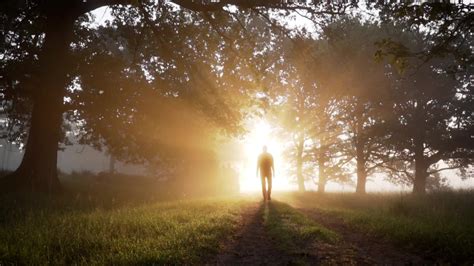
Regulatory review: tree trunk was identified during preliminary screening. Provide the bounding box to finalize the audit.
[355,136,367,194]
[317,172,326,193]
[413,164,428,194]
[411,99,429,195]
[317,151,326,193]
[413,138,428,194]
[296,140,305,192]
[352,104,368,195]
[1,8,75,193]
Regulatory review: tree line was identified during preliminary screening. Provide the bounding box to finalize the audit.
[0,0,472,194]
[265,17,472,194]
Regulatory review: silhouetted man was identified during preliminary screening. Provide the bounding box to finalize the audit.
[257,145,274,201]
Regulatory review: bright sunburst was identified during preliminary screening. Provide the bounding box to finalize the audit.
[238,119,295,193]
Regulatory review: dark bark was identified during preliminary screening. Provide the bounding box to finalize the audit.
[412,102,428,195]
[413,163,428,194]
[413,137,428,194]
[1,6,75,193]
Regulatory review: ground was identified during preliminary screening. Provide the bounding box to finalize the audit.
[215,199,424,265]
[1,183,473,265]
[216,202,292,265]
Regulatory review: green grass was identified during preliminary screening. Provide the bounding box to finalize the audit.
[287,191,474,263]
[2,175,473,264]
[0,194,251,265]
[263,201,338,253]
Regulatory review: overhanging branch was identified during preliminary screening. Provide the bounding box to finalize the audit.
[171,0,315,11]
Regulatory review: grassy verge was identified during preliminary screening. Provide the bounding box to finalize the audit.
[0,195,251,265]
[263,201,338,254]
[287,191,474,263]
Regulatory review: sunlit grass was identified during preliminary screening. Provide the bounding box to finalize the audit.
[286,191,474,262]
[0,196,252,265]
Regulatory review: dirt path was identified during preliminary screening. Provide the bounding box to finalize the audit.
[213,201,314,265]
[213,200,427,265]
[299,208,428,265]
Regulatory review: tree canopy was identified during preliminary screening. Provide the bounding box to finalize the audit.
[0,0,472,194]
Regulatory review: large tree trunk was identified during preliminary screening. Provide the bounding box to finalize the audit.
[355,136,367,194]
[1,7,75,193]
[296,139,305,192]
[412,138,428,194]
[353,106,368,194]
[413,164,428,194]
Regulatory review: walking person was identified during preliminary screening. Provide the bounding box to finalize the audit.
[257,145,275,201]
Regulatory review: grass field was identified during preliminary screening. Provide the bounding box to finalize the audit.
[287,191,474,263]
[0,174,249,264]
[0,184,252,265]
[1,176,473,264]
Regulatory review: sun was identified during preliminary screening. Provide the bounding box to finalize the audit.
[237,119,295,193]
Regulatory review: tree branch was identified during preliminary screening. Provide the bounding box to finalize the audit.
[428,165,462,175]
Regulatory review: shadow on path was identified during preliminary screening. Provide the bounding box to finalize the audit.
[214,196,428,265]
[214,201,317,265]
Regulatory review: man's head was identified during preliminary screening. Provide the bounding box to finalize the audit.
[262,145,267,153]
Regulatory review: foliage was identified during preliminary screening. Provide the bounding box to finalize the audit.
[380,30,473,189]
[0,0,471,193]
[312,18,395,192]
[374,2,473,73]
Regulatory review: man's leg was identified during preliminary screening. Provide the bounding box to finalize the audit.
[261,175,267,200]
[267,176,272,200]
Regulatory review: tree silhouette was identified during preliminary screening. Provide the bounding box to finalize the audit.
[0,0,471,193]
[382,32,473,194]
[309,18,394,194]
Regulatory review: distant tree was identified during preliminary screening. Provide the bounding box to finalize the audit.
[268,35,353,193]
[382,45,473,194]
[310,99,353,193]
[274,87,352,193]
[315,17,473,194]
[270,69,318,192]
[312,18,394,194]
